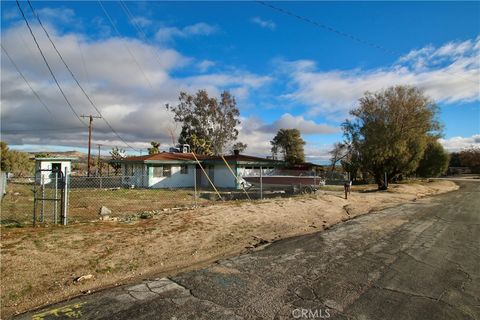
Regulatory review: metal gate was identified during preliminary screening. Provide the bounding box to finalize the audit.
[33,168,69,225]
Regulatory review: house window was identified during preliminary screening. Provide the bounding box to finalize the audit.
[153,165,171,178]
[163,165,171,177]
[180,165,188,174]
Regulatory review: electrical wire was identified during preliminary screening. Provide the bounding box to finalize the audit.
[27,0,140,152]
[15,0,86,126]
[98,0,154,90]
[118,0,166,69]
[256,1,479,85]
[1,43,54,116]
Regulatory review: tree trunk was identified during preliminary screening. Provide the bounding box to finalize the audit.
[374,172,388,190]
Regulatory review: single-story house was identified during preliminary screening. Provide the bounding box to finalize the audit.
[112,150,283,189]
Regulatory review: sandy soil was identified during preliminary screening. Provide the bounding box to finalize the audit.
[0,180,458,318]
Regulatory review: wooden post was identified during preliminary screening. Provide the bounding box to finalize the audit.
[81,114,101,176]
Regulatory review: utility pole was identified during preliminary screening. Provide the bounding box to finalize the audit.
[81,114,101,176]
[97,144,102,176]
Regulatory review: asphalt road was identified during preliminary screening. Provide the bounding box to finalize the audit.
[18,181,479,320]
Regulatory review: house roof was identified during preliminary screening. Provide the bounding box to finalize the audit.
[115,152,283,165]
[115,152,208,163]
[205,154,281,165]
[35,157,77,162]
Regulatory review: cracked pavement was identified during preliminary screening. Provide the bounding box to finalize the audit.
[17,181,479,319]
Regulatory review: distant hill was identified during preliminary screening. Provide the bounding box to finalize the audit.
[27,150,88,161]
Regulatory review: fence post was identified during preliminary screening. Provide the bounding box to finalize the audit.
[40,174,45,222]
[54,171,58,225]
[33,178,37,226]
[63,166,69,225]
[193,166,197,207]
[260,166,263,200]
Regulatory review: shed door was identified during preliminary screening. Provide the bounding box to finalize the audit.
[51,163,62,173]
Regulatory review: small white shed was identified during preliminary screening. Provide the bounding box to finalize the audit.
[35,157,76,183]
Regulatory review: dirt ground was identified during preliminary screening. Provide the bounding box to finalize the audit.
[0,180,457,318]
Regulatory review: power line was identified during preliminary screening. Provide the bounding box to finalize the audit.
[118,0,166,69]
[15,0,86,126]
[1,43,54,116]
[98,0,154,90]
[257,1,479,85]
[256,1,396,55]
[77,40,91,86]
[27,0,139,152]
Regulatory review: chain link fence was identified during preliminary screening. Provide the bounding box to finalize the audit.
[1,168,352,226]
[1,176,35,226]
[67,175,203,222]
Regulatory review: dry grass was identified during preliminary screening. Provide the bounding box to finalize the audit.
[0,180,458,318]
[1,183,206,225]
[1,183,33,226]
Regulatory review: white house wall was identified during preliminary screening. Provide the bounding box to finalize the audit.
[118,162,278,190]
[213,164,237,188]
[148,164,195,188]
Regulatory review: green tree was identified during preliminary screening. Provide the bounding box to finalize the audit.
[459,147,480,173]
[148,141,160,155]
[271,129,306,165]
[1,141,10,172]
[449,152,462,167]
[109,146,125,175]
[342,86,441,189]
[341,146,362,182]
[231,142,247,154]
[416,139,449,177]
[167,90,241,155]
[0,142,34,176]
[329,142,348,172]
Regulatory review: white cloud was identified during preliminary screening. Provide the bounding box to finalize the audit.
[0,22,269,152]
[197,60,215,72]
[129,16,152,28]
[251,17,276,30]
[259,113,338,135]
[283,37,480,118]
[155,22,218,42]
[36,7,76,24]
[439,134,480,152]
[236,115,337,158]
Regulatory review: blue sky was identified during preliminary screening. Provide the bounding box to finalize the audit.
[1,1,479,162]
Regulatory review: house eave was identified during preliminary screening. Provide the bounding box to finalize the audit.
[109,159,197,165]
